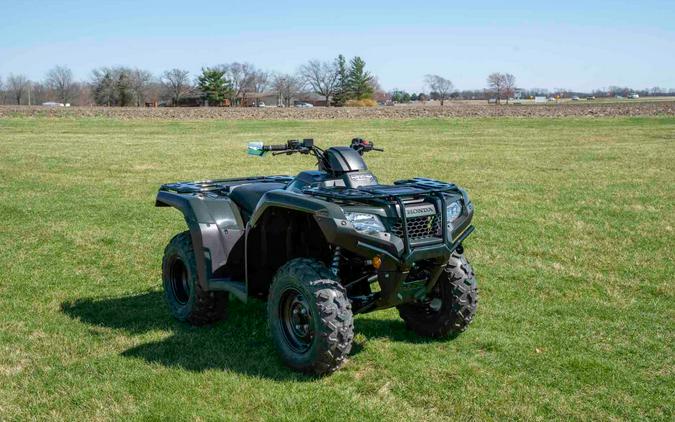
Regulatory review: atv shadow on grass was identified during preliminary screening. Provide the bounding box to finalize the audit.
[61,291,343,380]
[354,316,459,344]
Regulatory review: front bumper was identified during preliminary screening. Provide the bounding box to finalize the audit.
[314,210,474,312]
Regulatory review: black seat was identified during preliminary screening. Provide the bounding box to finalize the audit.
[229,183,286,216]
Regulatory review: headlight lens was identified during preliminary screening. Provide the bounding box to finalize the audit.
[344,212,386,235]
[446,201,462,222]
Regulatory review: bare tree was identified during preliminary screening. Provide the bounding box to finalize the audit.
[370,76,387,103]
[0,76,4,104]
[8,74,29,105]
[130,69,153,106]
[221,63,256,106]
[424,74,454,106]
[45,65,76,104]
[502,73,516,104]
[486,72,504,104]
[298,60,339,106]
[272,74,303,107]
[29,81,50,105]
[250,69,269,106]
[161,69,191,106]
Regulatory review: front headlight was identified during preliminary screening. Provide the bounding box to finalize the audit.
[344,212,386,235]
[446,201,462,222]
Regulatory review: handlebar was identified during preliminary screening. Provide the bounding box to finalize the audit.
[251,138,383,158]
[350,138,383,154]
[263,144,288,152]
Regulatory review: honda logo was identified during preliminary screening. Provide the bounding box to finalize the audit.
[404,205,436,217]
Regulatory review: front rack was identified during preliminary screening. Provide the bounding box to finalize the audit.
[302,178,459,202]
[303,178,459,254]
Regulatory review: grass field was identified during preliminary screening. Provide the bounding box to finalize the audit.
[1,116,673,420]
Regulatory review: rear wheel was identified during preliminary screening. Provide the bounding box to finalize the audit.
[397,251,478,338]
[162,231,228,325]
[267,258,354,375]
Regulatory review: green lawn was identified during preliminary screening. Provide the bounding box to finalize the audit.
[0,116,673,420]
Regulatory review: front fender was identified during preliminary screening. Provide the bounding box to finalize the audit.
[249,189,405,266]
[248,190,345,227]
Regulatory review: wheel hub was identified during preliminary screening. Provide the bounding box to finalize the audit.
[280,289,314,353]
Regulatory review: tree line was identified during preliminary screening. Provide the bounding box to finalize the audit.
[0,60,673,106]
[0,55,385,107]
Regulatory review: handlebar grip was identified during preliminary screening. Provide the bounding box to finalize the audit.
[264,144,288,151]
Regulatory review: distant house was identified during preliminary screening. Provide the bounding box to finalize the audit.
[167,91,231,107]
[238,91,327,107]
[296,93,328,107]
[173,94,204,107]
[240,92,280,107]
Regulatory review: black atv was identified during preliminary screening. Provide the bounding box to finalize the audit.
[156,138,478,375]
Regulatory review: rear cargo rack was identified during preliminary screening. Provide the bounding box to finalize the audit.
[160,176,293,195]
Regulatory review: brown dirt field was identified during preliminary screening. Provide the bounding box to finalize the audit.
[1,101,673,120]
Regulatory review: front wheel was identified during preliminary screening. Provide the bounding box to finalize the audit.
[267,258,354,375]
[397,251,478,338]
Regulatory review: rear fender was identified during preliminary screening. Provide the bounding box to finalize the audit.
[156,190,245,290]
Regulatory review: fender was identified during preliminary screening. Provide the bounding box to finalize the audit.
[246,189,403,269]
[156,190,245,290]
[244,189,346,290]
[248,189,345,227]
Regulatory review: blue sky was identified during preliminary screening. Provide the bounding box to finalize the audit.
[1,0,673,92]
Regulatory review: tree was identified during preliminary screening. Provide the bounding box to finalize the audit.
[250,69,269,106]
[129,69,153,106]
[8,74,29,105]
[221,62,256,106]
[0,76,4,104]
[486,72,504,104]
[331,54,349,106]
[90,67,143,106]
[161,69,191,106]
[391,89,411,103]
[197,67,233,106]
[29,81,49,105]
[347,56,374,100]
[299,60,339,106]
[502,73,516,104]
[115,71,134,107]
[91,67,116,106]
[45,65,76,104]
[424,74,454,106]
[370,77,388,103]
[272,74,303,107]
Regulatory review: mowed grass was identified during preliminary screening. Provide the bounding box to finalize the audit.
[0,116,673,420]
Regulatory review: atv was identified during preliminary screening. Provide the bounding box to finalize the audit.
[156,138,478,374]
